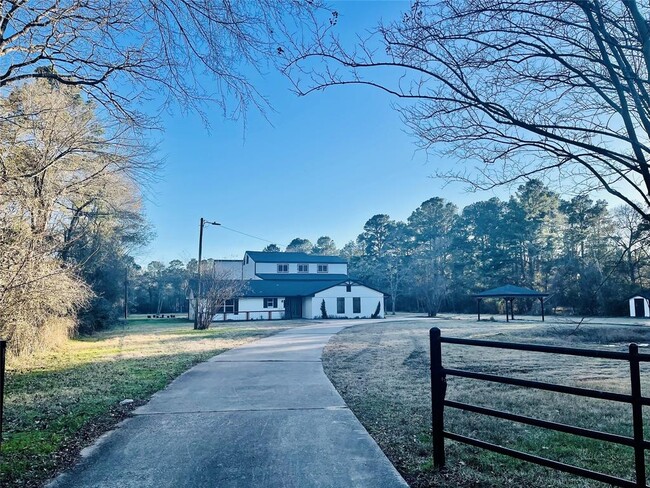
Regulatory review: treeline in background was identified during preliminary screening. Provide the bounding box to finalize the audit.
[130,179,649,321]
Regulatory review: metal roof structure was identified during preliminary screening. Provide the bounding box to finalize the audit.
[243,280,347,297]
[472,284,549,298]
[245,251,347,264]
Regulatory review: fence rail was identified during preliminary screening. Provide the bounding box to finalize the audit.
[429,327,650,488]
[0,340,5,452]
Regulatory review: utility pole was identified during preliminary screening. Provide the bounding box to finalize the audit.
[124,266,128,320]
[194,218,220,329]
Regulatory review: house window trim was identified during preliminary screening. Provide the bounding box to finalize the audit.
[298,264,309,273]
[277,264,289,273]
[337,297,345,314]
[317,264,329,273]
[217,298,239,315]
[263,297,278,309]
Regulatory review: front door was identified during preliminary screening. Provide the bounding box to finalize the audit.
[284,297,303,319]
[635,298,646,317]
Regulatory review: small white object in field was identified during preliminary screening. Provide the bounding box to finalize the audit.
[120,399,134,406]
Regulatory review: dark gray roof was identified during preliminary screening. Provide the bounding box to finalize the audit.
[246,251,347,264]
[242,280,346,297]
[256,273,349,281]
[472,284,549,298]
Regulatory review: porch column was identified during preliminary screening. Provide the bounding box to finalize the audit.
[540,297,545,322]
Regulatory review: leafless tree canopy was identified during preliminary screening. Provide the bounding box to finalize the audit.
[286,0,650,220]
[0,0,325,122]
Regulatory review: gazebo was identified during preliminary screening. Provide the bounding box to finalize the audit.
[472,284,549,322]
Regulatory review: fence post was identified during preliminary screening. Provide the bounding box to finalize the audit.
[0,340,5,452]
[430,327,447,469]
[629,343,646,488]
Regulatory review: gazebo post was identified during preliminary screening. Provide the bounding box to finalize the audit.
[477,298,482,321]
[510,299,514,320]
[540,297,545,322]
[505,299,509,322]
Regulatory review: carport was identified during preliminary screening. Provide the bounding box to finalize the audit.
[472,284,549,322]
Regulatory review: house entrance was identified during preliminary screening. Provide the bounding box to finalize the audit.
[635,298,646,317]
[284,297,302,319]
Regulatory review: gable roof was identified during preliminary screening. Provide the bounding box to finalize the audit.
[256,273,349,281]
[242,280,346,297]
[245,251,347,264]
[472,284,549,298]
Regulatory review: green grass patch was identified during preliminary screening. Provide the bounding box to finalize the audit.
[1,315,299,487]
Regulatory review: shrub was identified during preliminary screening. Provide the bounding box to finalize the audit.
[371,301,382,319]
[320,299,328,319]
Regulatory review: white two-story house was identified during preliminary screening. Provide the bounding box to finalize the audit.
[189,251,385,321]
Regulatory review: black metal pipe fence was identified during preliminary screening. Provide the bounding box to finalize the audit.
[429,327,650,488]
[0,340,5,452]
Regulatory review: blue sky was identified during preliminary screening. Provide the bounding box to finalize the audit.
[138,1,502,265]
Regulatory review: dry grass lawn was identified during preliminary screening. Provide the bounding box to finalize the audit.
[323,314,650,487]
[1,315,303,488]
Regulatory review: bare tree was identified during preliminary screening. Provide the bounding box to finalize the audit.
[196,269,248,330]
[287,0,650,220]
[0,80,151,354]
[0,0,328,123]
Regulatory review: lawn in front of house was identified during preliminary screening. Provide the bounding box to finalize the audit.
[1,315,303,488]
[323,315,650,488]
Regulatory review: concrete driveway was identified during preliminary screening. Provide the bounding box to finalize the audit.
[48,320,409,488]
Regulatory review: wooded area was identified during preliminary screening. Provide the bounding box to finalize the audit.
[130,179,649,319]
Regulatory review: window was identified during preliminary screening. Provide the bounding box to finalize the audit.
[346,284,352,292]
[298,264,309,273]
[277,264,289,273]
[264,298,278,309]
[353,297,361,314]
[217,299,239,315]
[337,297,345,314]
[317,264,328,273]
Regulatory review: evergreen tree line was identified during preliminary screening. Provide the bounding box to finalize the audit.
[343,180,649,317]
[135,179,649,319]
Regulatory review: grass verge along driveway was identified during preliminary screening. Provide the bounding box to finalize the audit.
[323,315,650,488]
[2,316,302,487]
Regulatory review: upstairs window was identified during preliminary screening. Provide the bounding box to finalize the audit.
[337,297,345,314]
[264,298,278,308]
[317,264,328,273]
[346,284,352,292]
[277,264,289,273]
[298,264,309,273]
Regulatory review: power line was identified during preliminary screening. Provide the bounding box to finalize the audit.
[218,224,287,248]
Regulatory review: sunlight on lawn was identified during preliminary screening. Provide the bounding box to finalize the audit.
[1,316,296,488]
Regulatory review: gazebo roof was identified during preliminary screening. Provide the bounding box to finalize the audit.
[472,284,549,298]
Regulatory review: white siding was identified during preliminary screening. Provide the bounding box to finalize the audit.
[253,262,348,276]
[212,297,285,321]
[242,254,257,280]
[214,260,243,279]
[313,284,384,319]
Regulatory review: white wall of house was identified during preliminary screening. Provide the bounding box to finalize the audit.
[214,260,243,279]
[242,255,257,280]
[253,262,347,275]
[212,297,285,321]
[629,296,650,317]
[308,284,384,319]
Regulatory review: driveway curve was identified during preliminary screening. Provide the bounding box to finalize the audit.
[48,320,409,488]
